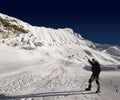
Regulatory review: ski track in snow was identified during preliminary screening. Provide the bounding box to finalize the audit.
[0,71,96,100]
[0,63,120,100]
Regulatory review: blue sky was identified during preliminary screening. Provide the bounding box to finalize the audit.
[0,0,120,45]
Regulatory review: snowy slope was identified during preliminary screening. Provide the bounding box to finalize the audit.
[0,13,120,100]
[0,13,119,65]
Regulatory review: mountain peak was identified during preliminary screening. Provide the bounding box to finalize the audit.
[0,13,10,19]
[0,13,30,39]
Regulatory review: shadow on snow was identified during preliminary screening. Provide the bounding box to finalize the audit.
[0,90,96,99]
[84,65,118,71]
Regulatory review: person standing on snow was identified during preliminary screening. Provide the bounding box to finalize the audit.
[85,58,101,93]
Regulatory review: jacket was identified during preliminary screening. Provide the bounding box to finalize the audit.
[88,60,101,73]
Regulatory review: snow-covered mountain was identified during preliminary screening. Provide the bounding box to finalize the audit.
[0,13,120,100]
[0,13,119,65]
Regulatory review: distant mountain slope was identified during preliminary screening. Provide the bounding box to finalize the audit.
[0,13,120,65]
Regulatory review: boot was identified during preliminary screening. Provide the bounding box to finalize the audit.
[85,85,91,91]
[96,83,100,93]
[85,88,91,91]
[96,90,100,93]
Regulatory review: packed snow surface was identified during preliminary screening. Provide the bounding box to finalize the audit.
[0,13,120,100]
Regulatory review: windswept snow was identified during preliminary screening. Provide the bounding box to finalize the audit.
[0,13,120,100]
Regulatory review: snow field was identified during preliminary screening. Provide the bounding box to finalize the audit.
[0,13,120,100]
